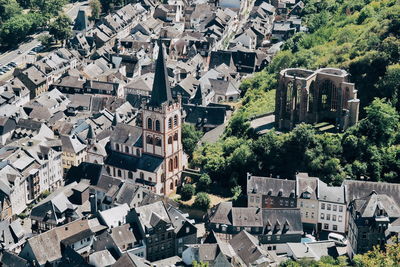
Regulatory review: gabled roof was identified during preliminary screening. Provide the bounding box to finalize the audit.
[148,41,172,107]
[352,191,400,218]
[247,175,296,197]
[134,201,171,230]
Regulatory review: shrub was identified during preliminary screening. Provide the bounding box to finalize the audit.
[197,173,211,192]
[193,192,211,211]
[181,184,195,201]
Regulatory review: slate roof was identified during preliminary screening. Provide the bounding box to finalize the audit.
[296,173,318,199]
[183,104,226,128]
[209,79,240,96]
[148,41,172,107]
[134,201,171,230]
[110,123,142,146]
[99,204,130,227]
[209,50,233,69]
[229,231,268,265]
[318,180,345,204]
[247,176,296,197]
[0,251,30,267]
[105,151,163,173]
[110,224,137,250]
[112,253,151,267]
[89,250,116,267]
[344,180,400,204]
[262,209,303,235]
[352,191,400,218]
[65,162,104,185]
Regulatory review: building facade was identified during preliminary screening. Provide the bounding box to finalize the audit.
[276,68,359,131]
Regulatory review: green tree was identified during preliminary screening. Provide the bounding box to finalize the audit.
[353,241,400,267]
[231,185,242,201]
[193,192,210,211]
[89,0,101,21]
[31,0,66,18]
[38,34,53,48]
[197,173,211,192]
[0,0,21,22]
[49,13,72,45]
[182,123,202,158]
[180,184,195,201]
[192,261,208,267]
[0,14,33,46]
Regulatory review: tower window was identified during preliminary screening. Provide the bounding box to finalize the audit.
[155,137,162,146]
[140,172,144,179]
[115,144,120,151]
[168,118,172,129]
[173,132,178,141]
[136,149,141,157]
[174,115,178,126]
[155,120,161,131]
[169,159,173,172]
[147,118,153,130]
[125,146,129,153]
[128,172,133,179]
[146,135,153,144]
[117,170,122,177]
[174,156,178,169]
[168,136,173,144]
[170,182,173,190]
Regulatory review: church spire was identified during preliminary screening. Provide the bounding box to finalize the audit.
[148,40,172,107]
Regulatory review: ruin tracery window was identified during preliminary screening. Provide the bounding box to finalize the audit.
[308,81,315,113]
[286,81,293,113]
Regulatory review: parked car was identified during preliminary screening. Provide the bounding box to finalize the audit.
[3,66,10,71]
[0,71,5,75]
[9,62,17,67]
[328,233,348,246]
[28,51,37,55]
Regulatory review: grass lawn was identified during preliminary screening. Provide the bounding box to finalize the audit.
[178,193,231,207]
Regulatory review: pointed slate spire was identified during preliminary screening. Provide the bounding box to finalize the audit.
[148,40,172,107]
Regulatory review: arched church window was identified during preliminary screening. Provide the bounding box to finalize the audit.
[174,156,178,169]
[319,80,333,111]
[147,118,153,130]
[169,159,173,172]
[155,137,162,146]
[344,87,350,109]
[155,120,161,131]
[168,136,173,144]
[173,132,178,141]
[146,135,153,144]
[125,146,129,153]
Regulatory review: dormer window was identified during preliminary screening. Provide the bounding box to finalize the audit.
[302,192,311,199]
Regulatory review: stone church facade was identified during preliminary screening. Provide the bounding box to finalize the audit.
[275,68,360,131]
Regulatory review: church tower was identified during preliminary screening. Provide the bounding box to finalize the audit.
[142,40,183,196]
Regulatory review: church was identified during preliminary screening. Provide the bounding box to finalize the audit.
[104,41,185,196]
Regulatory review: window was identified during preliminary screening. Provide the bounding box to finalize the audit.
[117,170,122,177]
[146,135,153,144]
[327,204,331,210]
[168,136,173,144]
[333,205,337,211]
[326,214,331,220]
[338,215,342,222]
[115,144,120,151]
[321,203,325,209]
[300,201,303,207]
[332,215,336,221]
[333,225,338,231]
[339,206,343,212]
[147,118,153,129]
[276,236,280,241]
[321,213,325,219]
[170,182,173,190]
[169,159,173,172]
[168,118,172,129]
[140,172,144,180]
[324,224,329,230]
[155,137,161,146]
[125,146,129,153]
[174,156,178,169]
[136,149,141,157]
[186,227,190,233]
[362,233,367,239]
[311,212,314,218]
[305,212,309,218]
[128,172,133,179]
[174,115,178,126]
[173,132,178,141]
[155,120,160,131]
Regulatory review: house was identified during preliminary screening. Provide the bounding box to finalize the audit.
[109,223,146,258]
[88,250,116,267]
[347,191,400,256]
[286,241,339,261]
[246,174,297,209]
[209,78,240,102]
[60,134,87,171]
[206,202,302,253]
[98,203,130,228]
[112,253,151,267]
[130,201,175,262]
[0,117,16,145]
[14,65,49,99]
[0,219,30,253]
[296,173,319,232]
[19,219,95,266]
[317,180,346,233]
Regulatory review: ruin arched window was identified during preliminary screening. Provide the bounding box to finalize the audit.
[319,80,336,111]
[344,87,350,109]
[308,81,315,113]
[147,118,153,130]
[155,120,161,131]
[286,81,293,113]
